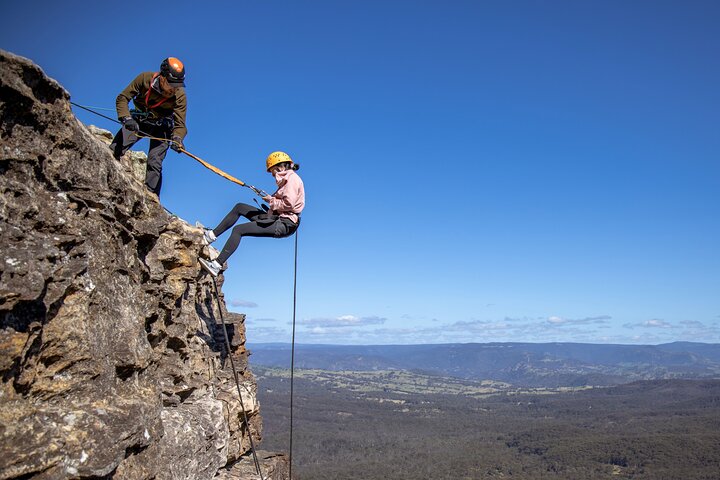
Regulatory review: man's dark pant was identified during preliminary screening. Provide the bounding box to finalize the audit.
[110,121,170,196]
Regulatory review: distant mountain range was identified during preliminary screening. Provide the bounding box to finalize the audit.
[248,342,720,387]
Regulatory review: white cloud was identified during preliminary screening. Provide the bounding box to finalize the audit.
[281,311,720,345]
[608,318,720,343]
[299,315,387,329]
[246,317,277,323]
[248,326,291,342]
[546,315,612,326]
[646,319,672,328]
[677,320,720,341]
[623,319,674,329]
[230,299,258,308]
[400,314,437,321]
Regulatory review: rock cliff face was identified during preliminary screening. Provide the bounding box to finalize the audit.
[0,50,287,479]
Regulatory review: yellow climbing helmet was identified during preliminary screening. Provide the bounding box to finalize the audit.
[266,151,292,171]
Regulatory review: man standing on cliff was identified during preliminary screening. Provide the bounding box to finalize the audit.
[110,57,188,197]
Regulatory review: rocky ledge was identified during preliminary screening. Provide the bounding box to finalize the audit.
[0,50,287,479]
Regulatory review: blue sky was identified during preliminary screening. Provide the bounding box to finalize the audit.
[3,1,719,345]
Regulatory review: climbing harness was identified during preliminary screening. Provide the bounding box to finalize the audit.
[69,102,269,200]
[129,109,173,129]
[129,109,153,120]
[211,277,265,480]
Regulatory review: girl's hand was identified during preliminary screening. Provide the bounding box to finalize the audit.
[262,195,272,203]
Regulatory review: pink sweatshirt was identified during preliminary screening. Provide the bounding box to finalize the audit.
[268,169,305,224]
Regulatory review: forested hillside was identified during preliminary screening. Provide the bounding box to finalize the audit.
[256,368,720,479]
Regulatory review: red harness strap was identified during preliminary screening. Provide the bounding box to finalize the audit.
[144,73,171,109]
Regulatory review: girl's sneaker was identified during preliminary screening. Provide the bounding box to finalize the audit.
[195,221,216,245]
[199,258,221,277]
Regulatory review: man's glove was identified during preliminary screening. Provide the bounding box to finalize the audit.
[170,136,184,153]
[121,116,139,132]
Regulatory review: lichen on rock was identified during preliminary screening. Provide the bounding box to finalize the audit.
[0,49,287,480]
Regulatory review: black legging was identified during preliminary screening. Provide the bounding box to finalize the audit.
[213,203,297,264]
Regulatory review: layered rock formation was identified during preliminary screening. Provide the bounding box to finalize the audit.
[0,50,287,479]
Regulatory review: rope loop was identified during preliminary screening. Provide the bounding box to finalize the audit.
[211,278,265,479]
[289,230,299,479]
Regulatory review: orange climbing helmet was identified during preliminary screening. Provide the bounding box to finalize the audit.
[160,57,185,87]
